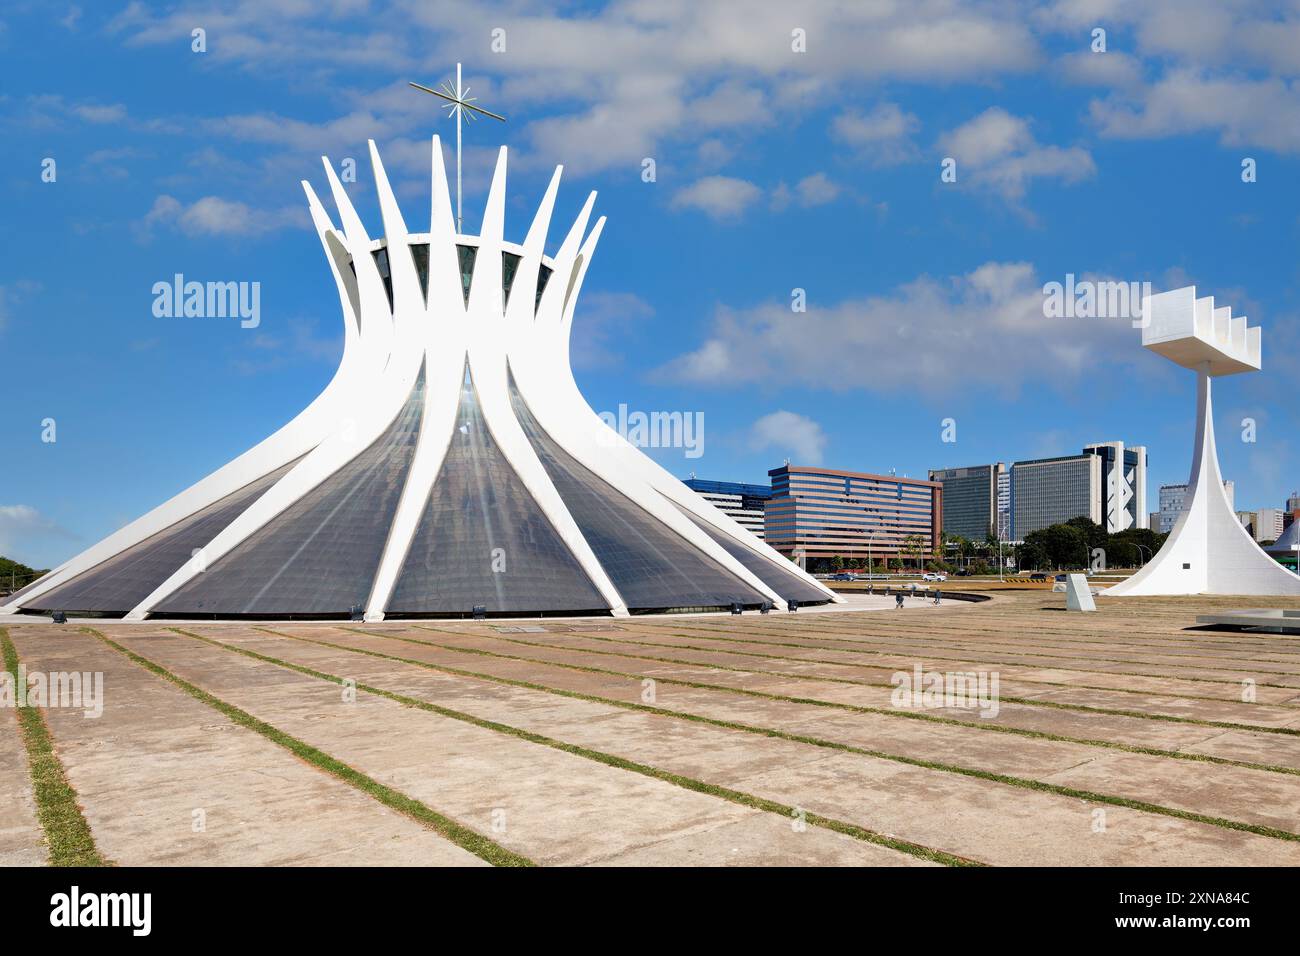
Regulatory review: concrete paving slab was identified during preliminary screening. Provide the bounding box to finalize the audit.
[106,628,916,867]
[0,687,47,865]
[9,628,486,867]
[202,627,1300,859]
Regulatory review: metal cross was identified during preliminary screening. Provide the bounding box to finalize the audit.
[409,63,506,232]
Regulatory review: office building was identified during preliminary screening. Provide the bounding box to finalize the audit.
[1083,441,1148,532]
[765,465,942,565]
[1010,441,1148,539]
[1255,508,1286,543]
[1010,453,1101,539]
[1157,480,1234,534]
[928,463,1005,541]
[997,470,1011,541]
[682,478,771,540]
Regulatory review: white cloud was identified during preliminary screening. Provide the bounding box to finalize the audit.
[771,172,842,211]
[139,194,303,239]
[1057,50,1144,89]
[670,175,762,220]
[1039,1,1300,153]
[1089,70,1300,153]
[939,107,1096,202]
[658,261,1147,397]
[748,411,829,465]
[0,280,41,335]
[795,172,840,205]
[103,1,1042,176]
[0,505,75,564]
[569,291,654,369]
[232,317,343,375]
[832,102,921,165]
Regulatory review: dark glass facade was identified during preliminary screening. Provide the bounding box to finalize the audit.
[154,370,426,617]
[509,373,767,611]
[679,508,829,604]
[25,459,301,614]
[388,370,608,616]
[928,464,1002,540]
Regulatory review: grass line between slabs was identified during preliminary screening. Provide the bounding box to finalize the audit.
[648,619,1300,686]
[645,622,1300,688]
[155,628,978,867]
[398,624,1300,740]
[0,627,107,867]
[250,625,1300,844]
[416,625,1300,709]
[665,621,1300,681]
[793,613,1300,657]
[82,627,533,868]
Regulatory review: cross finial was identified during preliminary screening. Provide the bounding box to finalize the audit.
[410,63,506,233]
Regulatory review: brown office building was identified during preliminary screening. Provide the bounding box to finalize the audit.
[764,464,942,564]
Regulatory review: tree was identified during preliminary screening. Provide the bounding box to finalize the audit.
[1023,524,1088,569]
[0,556,48,594]
[902,534,926,571]
[1016,539,1048,572]
[1065,516,1106,553]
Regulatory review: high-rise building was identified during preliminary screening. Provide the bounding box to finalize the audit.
[681,478,771,540]
[1158,480,1233,533]
[1083,441,1148,531]
[1255,508,1286,543]
[765,465,942,564]
[1010,441,1148,539]
[1287,491,1300,513]
[997,470,1011,541]
[1010,453,1101,539]
[927,463,1004,540]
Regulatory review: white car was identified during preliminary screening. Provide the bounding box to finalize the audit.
[922,572,948,582]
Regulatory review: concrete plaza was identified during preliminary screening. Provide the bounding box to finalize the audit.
[4,590,1300,866]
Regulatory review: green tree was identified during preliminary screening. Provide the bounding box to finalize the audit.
[902,534,926,571]
[0,556,47,594]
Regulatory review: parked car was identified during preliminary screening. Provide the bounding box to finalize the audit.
[1029,572,1049,582]
[921,572,947,582]
[954,569,971,577]
[1054,574,1068,582]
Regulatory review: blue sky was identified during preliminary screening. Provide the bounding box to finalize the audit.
[2,0,1299,568]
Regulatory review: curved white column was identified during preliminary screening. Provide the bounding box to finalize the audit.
[7,138,840,620]
[2,183,368,614]
[1108,367,1300,596]
[122,155,423,619]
